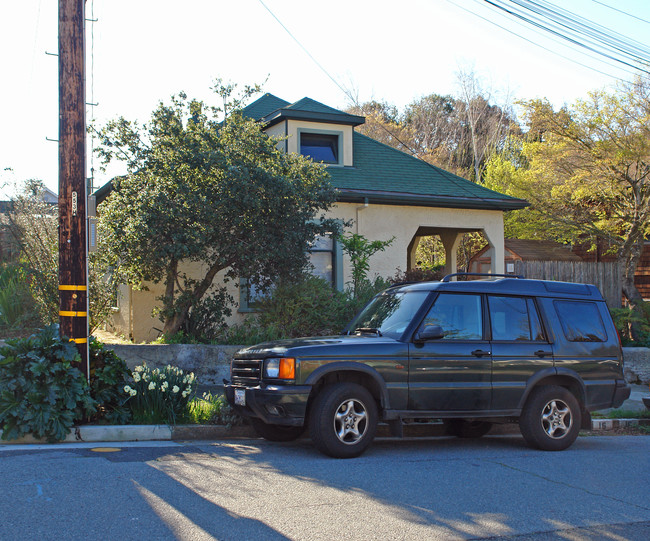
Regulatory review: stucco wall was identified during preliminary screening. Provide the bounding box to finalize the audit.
[330,202,505,283]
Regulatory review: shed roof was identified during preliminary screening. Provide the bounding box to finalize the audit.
[504,239,582,261]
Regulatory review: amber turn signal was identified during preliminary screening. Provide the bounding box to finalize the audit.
[278,357,296,379]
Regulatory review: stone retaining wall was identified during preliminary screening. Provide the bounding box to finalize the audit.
[106,344,243,387]
[105,344,650,386]
[622,347,650,384]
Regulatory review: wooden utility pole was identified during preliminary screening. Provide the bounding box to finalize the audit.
[59,0,89,378]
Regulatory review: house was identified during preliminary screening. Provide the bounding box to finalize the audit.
[101,94,528,341]
[468,239,582,274]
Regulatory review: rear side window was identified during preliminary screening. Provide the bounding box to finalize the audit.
[554,301,607,342]
[488,296,546,341]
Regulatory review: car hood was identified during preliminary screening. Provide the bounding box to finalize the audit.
[234,334,401,358]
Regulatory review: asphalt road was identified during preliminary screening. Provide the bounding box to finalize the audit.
[1,434,649,541]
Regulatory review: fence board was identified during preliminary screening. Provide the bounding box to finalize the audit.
[513,260,622,308]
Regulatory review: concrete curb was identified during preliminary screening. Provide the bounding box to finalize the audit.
[2,418,648,445]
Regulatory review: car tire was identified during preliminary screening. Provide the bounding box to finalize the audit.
[519,385,581,451]
[249,417,305,442]
[309,382,378,458]
[445,419,493,438]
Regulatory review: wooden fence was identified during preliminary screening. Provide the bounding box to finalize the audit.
[513,260,622,308]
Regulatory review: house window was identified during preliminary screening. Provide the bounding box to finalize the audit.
[300,132,339,164]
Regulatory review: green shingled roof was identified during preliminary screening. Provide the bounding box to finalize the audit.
[243,93,364,127]
[241,93,290,121]
[329,133,527,210]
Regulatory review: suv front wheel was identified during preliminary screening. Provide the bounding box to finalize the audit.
[520,385,581,451]
[309,382,378,458]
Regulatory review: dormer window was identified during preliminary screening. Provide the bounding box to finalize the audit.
[299,131,341,165]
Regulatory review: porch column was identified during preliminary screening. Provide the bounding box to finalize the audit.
[407,235,423,271]
[482,223,505,274]
[439,231,462,277]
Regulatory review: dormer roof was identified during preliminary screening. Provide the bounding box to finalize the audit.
[242,93,365,127]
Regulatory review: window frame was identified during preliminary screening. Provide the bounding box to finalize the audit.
[298,128,344,166]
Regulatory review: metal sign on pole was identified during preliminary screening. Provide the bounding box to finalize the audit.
[59,0,89,378]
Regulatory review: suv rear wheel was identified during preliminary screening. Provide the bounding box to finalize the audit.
[520,385,581,451]
[309,382,378,458]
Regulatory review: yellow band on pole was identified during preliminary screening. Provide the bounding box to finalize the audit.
[69,338,88,344]
[59,311,88,317]
[59,285,87,291]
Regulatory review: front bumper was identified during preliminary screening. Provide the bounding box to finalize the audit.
[225,383,311,427]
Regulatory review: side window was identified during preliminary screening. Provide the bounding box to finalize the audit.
[420,293,483,340]
[488,296,546,341]
[554,300,607,342]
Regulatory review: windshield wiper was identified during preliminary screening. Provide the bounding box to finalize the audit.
[354,327,383,336]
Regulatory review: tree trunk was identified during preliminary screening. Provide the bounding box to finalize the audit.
[161,258,231,336]
[620,235,646,341]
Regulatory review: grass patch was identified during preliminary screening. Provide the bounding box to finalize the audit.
[593,409,650,419]
[182,392,244,427]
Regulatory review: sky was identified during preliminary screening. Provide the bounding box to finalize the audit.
[2,0,650,198]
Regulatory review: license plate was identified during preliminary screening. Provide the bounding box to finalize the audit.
[234,389,246,406]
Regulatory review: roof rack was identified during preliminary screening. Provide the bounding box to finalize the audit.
[441,273,524,282]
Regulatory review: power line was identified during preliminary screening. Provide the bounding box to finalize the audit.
[256,0,352,101]
[590,0,650,26]
[256,0,421,156]
[480,0,650,74]
[448,0,632,82]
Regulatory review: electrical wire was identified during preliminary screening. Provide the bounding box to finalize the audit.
[480,0,650,74]
[590,0,650,27]
[449,0,633,82]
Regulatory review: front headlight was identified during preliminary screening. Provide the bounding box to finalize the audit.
[265,358,280,378]
[264,358,295,379]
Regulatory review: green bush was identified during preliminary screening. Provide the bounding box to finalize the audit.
[125,364,197,424]
[0,326,96,442]
[89,337,132,424]
[256,276,360,339]
[390,266,445,284]
[610,304,650,346]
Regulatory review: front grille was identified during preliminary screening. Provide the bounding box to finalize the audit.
[231,358,262,385]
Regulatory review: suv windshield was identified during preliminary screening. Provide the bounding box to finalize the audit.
[347,290,430,339]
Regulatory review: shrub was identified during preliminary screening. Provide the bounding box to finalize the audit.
[89,337,132,424]
[390,266,445,284]
[256,276,353,338]
[125,364,197,424]
[216,317,282,346]
[611,304,650,346]
[0,326,96,442]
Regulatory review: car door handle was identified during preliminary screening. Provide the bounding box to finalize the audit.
[471,349,491,357]
[535,350,552,358]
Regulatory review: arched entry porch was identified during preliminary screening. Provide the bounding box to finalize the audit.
[407,226,504,277]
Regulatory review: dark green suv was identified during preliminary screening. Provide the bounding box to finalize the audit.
[225,276,630,458]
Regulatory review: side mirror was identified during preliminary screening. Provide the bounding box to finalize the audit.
[415,325,444,342]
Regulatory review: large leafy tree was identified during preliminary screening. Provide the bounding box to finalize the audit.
[485,76,650,327]
[96,84,339,336]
